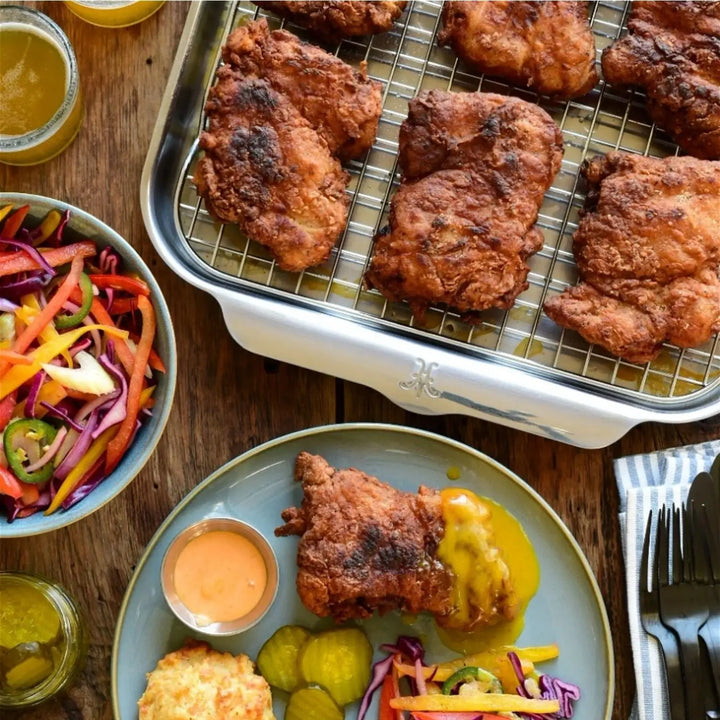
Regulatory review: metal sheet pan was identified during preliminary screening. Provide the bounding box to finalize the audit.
[141,0,720,447]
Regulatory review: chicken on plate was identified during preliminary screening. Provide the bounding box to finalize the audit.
[276,452,517,630]
[365,90,563,322]
[438,1,598,99]
[544,152,720,363]
[253,1,407,42]
[602,1,720,160]
[193,19,381,272]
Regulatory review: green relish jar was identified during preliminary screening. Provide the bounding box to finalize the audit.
[0,572,87,709]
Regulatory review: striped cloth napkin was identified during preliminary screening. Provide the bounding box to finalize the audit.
[614,438,720,720]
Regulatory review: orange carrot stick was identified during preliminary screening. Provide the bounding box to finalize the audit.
[88,297,135,376]
[105,295,155,472]
[0,255,84,379]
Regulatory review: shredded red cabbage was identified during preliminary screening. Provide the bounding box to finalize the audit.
[54,413,99,480]
[507,652,581,719]
[24,371,46,419]
[39,401,85,432]
[62,461,106,510]
[0,273,50,302]
[358,636,426,720]
[93,354,127,437]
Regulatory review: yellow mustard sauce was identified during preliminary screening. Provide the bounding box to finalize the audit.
[437,487,540,654]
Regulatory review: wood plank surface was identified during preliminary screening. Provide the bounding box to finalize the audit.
[1,2,719,719]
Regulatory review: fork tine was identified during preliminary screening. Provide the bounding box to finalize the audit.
[658,505,670,587]
[672,505,683,584]
[680,504,693,583]
[640,509,653,594]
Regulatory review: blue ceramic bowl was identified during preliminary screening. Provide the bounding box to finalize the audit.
[0,193,177,537]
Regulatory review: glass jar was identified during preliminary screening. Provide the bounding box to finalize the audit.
[0,572,87,710]
[64,1,166,28]
[0,6,84,166]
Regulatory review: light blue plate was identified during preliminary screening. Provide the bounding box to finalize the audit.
[112,424,614,720]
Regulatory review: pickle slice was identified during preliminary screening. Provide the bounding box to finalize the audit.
[257,625,312,693]
[298,628,372,707]
[285,686,344,720]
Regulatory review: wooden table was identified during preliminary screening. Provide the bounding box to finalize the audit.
[2,2,719,718]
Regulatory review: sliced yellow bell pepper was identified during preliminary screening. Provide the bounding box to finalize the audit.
[35,210,62,244]
[0,204,13,225]
[45,426,117,514]
[0,324,128,400]
[139,385,155,408]
[389,693,560,714]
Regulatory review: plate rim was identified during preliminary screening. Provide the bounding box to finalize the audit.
[111,422,615,720]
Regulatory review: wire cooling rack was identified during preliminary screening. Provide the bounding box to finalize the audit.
[175,0,720,404]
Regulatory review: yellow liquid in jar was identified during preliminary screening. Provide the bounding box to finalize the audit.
[0,581,63,692]
[437,488,540,654]
[0,22,84,166]
[64,1,166,28]
[0,26,67,136]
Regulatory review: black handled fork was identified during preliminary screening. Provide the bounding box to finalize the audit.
[659,504,712,719]
[640,509,686,720]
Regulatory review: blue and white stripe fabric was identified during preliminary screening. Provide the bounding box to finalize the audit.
[614,439,720,720]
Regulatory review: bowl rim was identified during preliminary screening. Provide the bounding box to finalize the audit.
[0,192,177,538]
[160,517,280,636]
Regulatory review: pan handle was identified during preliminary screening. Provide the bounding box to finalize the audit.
[212,288,660,449]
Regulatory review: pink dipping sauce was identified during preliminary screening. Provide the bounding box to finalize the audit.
[172,530,267,625]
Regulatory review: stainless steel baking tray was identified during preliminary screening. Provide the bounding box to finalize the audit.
[141,0,720,448]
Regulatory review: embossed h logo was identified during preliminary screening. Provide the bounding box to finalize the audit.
[399,358,440,399]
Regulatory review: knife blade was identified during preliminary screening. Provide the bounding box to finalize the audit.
[688,463,720,701]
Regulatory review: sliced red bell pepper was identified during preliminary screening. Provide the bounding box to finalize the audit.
[105,296,138,315]
[89,274,150,296]
[0,204,30,240]
[0,240,96,277]
[105,295,155,472]
[0,391,17,431]
[0,465,22,499]
[379,675,396,720]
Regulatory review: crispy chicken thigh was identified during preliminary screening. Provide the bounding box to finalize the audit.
[365,90,563,321]
[194,19,381,271]
[253,1,407,42]
[544,152,720,363]
[276,452,454,622]
[438,1,598,99]
[602,1,720,159]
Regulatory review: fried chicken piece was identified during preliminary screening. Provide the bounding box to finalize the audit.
[221,20,382,161]
[544,152,720,363]
[365,90,563,321]
[602,1,720,160]
[194,19,382,271]
[438,1,598,99]
[276,452,454,622]
[253,1,407,42]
